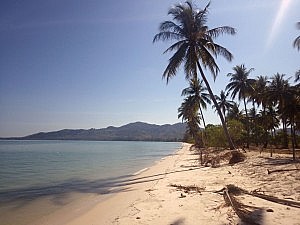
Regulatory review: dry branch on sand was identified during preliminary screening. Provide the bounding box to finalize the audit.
[169,184,205,194]
[215,184,300,225]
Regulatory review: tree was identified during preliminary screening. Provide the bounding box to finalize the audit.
[227,102,244,122]
[181,78,211,129]
[293,22,300,51]
[153,1,236,149]
[268,73,291,148]
[281,87,300,160]
[178,96,202,146]
[226,64,255,148]
[213,90,234,120]
[255,76,269,109]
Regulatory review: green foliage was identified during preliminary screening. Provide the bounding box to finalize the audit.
[227,119,247,147]
[205,124,227,147]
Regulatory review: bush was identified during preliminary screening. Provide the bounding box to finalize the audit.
[205,124,227,147]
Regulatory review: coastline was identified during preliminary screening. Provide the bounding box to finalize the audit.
[26,143,300,224]
[0,141,182,225]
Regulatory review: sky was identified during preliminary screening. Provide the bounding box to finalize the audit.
[0,0,299,137]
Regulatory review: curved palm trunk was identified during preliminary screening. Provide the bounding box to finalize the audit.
[199,107,206,129]
[197,61,235,150]
[199,107,207,149]
[243,97,250,148]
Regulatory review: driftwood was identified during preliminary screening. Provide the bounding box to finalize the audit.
[222,185,300,208]
[216,184,300,225]
[267,168,300,174]
[169,184,204,194]
[223,186,260,225]
[250,190,300,208]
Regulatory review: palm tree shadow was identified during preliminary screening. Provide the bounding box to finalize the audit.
[239,208,265,225]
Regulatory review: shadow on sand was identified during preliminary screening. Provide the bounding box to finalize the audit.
[0,167,200,208]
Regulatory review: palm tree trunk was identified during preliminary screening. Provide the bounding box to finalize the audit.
[199,107,206,129]
[282,118,288,148]
[291,117,296,161]
[199,107,207,148]
[197,61,235,150]
[243,97,250,148]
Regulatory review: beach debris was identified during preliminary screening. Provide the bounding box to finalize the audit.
[218,185,300,208]
[216,184,300,225]
[179,193,186,198]
[136,216,141,219]
[267,168,300,174]
[169,184,205,194]
[222,185,260,225]
[199,147,246,167]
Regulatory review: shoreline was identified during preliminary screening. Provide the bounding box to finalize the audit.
[0,141,182,225]
[58,144,299,225]
[3,143,299,225]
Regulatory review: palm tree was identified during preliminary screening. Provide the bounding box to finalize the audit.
[293,22,300,51]
[226,64,255,148]
[254,76,269,111]
[181,78,211,129]
[268,73,291,148]
[227,102,244,122]
[213,90,234,120]
[153,1,236,149]
[258,105,279,149]
[178,96,202,146]
[281,87,300,160]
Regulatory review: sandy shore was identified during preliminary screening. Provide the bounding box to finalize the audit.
[39,143,299,225]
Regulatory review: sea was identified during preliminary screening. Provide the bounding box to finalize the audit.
[0,140,182,225]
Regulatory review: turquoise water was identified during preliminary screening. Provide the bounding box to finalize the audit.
[0,140,181,201]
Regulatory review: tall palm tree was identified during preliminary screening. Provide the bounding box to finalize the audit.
[293,22,300,51]
[181,78,211,129]
[268,73,291,148]
[281,87,300,160]
[226,64,255,148]
[213,90,234,120]
[153,1,236,149]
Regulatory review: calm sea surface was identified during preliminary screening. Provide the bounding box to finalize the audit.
[0,140,181,198]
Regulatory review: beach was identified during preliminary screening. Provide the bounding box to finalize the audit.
[33,143,300,225]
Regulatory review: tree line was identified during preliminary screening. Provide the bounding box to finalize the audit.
[153,1,299,160]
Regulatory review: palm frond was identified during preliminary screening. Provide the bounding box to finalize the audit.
[163,43,188,83]
[210,43,234,61]
[163,40,187,54]
[153,31,183,43]
[198,45,219,80]
[293,36,300,51]
[208,26,236,39]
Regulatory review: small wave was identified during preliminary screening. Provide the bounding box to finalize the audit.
[133,168,148,175]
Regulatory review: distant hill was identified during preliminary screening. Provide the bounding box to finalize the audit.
[7,122,187,142]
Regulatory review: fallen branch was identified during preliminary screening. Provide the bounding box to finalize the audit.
[250,190,300,208]
[169,184,205,194]
[226,185,300,209]
[267,168,300,174]
[223,186,260,225]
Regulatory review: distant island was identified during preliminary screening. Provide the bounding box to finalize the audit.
[2,122,187,142]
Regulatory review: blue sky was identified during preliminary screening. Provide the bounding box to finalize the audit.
[0,0,299,137]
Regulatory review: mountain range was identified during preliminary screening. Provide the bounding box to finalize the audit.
[4,122,187,142]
